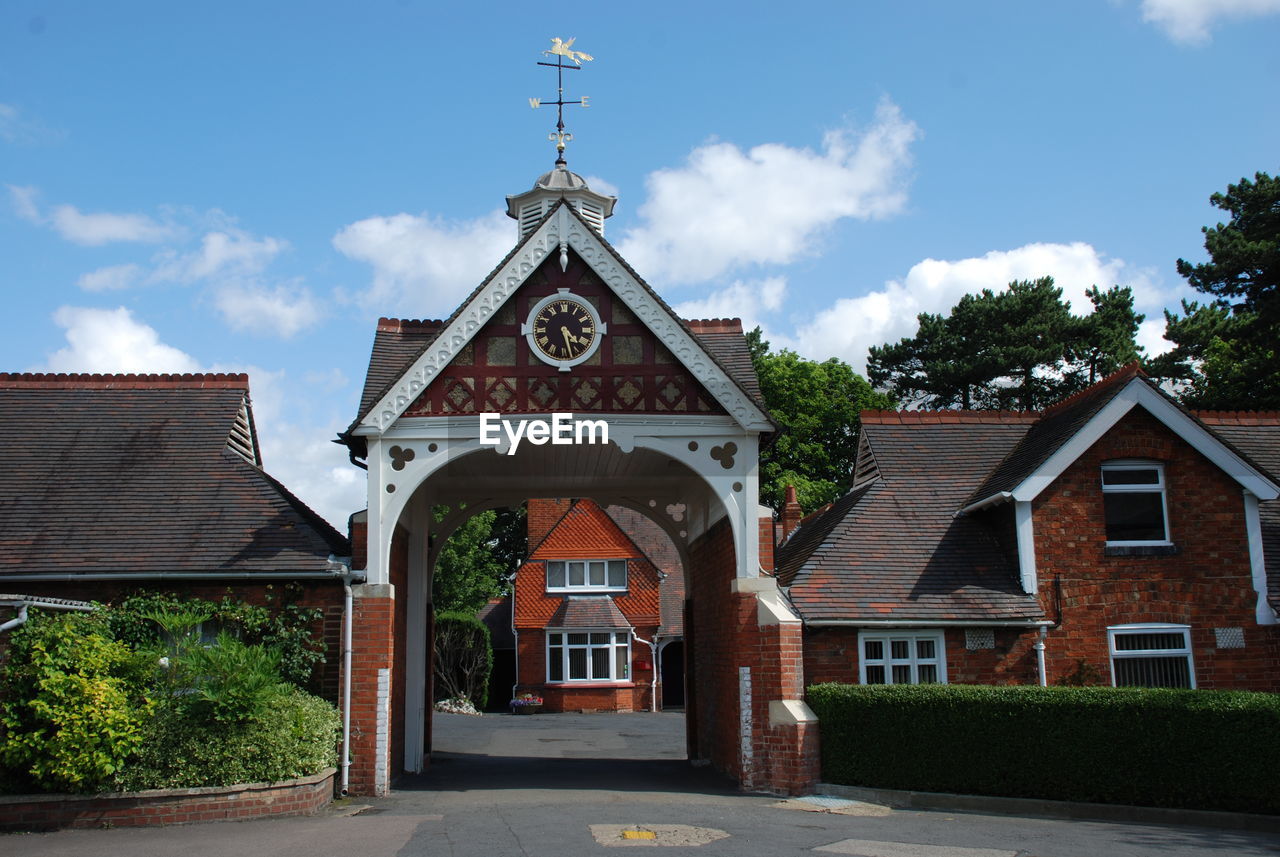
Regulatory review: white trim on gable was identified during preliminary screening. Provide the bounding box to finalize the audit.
[1010,378,1280,503]
[357,203,772,435]
[1243,491,1278,626]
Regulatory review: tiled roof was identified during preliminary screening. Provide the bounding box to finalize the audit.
[547,595,631,629]
[966,364,1143,506]
[0,374,349,579]
[1197,414,1280,613]
[778,417,1043,623]
[531,499,639,560]
[346,201,771,436]
[604,504,684,637]
[477,595,514,649]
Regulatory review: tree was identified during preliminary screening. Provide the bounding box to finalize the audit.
[868,278,1144,411]
[432,612,492,709]
[1151,172,1280,409]
[431,505,525,614]
[748,328,894,512]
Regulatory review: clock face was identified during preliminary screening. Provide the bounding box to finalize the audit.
[525,293,603,367]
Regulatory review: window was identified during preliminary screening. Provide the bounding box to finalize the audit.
[1108,624,1195,688]
[1101,462,1169,544]
[547,631,630,682]
[858,631,946,685]
[546,559,627,592]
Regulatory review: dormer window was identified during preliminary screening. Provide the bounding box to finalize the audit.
[1101,462,1170,545]
[546,559,627,592]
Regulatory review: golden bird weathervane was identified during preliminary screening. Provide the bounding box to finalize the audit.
[530,37,594,164]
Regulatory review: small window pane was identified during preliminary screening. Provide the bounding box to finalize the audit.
[569,648,588,680]
[865,665,886,684]
[1114,632,1186,652]
[1103,468,1159,486]
[917,639,936,659]
[608,560,626,587]
[591,647,610,679]
[568,562,585,586]
[547,562,566,588]
[590,632,610,645]
[864,640,883,660]
[918,664,938,684]
[548,632,561,645]
[1115,656,1191,688]
[892,665,912,684]
[1104,493,1166,541]
[614,632,628,643]
[890,639,910,660]
[589,561,606,586]
[568,632,588,645]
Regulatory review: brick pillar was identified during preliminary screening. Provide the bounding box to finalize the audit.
[344,583,395,797]
[689,519,819,796]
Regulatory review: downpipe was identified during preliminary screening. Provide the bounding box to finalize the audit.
[631,631,659,713]
[340,576,355,797]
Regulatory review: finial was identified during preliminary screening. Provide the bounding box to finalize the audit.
[529,37,594,166]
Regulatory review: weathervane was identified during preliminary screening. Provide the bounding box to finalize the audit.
[529,37,593,165]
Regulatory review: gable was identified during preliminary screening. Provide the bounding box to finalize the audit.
[530,499,648,560]
[354,201,772,434]
[404,250,728,416]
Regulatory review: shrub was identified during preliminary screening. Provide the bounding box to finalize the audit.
[116,686,339,791]
[433,612,492,709]
[0,613,151,793]
[808,683,1280,814]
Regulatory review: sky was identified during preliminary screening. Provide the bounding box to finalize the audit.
[3,0,1279,530]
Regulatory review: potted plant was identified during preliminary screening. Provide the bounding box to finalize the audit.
[509,693,543,714]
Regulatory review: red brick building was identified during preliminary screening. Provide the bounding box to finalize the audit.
[486,498,684,713]
[778,365,1280,692]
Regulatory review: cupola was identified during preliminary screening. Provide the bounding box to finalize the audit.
[506,161,617,240]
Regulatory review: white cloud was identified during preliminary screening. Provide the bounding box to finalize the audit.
[616,99,920,286]
[1140,0,1280,42]
[48,204,177,246]
[332,209,512,318]
[783,242,1165,375]
[151,229,286,283]
[43,306,203,373]
[0,103,61,145]
[39,306,362,529]
[8,184,42,221]
[672,277,788,336]
[212,280,325,338]
[77,263,144,292]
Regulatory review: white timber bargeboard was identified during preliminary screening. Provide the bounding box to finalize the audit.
[357,202,772,436]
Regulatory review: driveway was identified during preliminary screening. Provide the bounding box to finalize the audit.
[6,711,1278,857]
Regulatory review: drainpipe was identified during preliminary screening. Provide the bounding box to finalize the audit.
[0,605,28,634]
[339,573,357,797]
[631,631,659,713]
[1035,625,1048,687]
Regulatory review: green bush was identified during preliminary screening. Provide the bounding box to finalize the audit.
[116,686,339,791]
[433,611,492,709]
[0,614,151,793]
[808,683,1280,814]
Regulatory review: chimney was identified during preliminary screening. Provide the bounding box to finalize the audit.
[780,485,803,545]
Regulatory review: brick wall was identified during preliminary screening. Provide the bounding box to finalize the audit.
[0,769,335,832]
[803,626,1039,688]
[1033,408,1279,691]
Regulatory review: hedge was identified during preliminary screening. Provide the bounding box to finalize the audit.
[808,683,1280,815]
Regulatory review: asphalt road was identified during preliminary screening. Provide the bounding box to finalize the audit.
[6,711,1277,857]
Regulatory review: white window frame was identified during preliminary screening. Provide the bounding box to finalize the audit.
[1107,623,1196,689]
[545,559,628,593]
[1101,460,1172,546]
[546,629,631,684]
[857,630,947,685]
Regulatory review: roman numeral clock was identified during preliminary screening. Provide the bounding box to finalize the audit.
[522,288,606,370]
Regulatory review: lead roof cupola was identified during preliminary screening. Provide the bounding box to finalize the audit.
[505,162,617,239]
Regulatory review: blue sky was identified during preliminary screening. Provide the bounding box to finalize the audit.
[3,1,1278,528]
